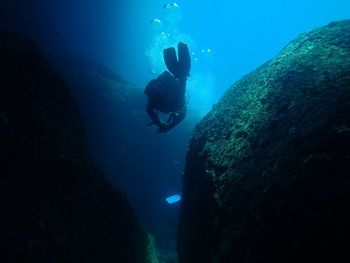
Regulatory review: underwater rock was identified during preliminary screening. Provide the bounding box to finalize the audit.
[0,32,157,263]
[49,53,145,144]
[49,50,197,240]
[178,20,350,263]
[48,53,147,191]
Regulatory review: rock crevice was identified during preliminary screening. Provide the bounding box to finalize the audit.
[0,32,157,263]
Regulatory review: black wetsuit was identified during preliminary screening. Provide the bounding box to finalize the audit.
[145,42,190,133]
[145,71,187,132]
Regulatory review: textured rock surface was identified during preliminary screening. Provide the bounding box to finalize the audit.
[0,32,157,263]
[178,20,350,263]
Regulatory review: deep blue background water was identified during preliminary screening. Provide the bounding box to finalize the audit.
[2,0,349,244]
[42,0,350,113]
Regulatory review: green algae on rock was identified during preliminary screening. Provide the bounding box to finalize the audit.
[178,20,350,263]
[0,32,158,263]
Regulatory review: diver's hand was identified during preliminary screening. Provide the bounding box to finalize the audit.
[147,121,157,127]
[148,120,163,127]
[157,123,171,133]
[148,120,170,133]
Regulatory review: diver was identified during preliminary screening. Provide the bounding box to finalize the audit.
[145,42,191,133]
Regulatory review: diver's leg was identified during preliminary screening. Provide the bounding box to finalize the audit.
[176,76,187,103]
[177,42,191,77]
[163,47,179,77]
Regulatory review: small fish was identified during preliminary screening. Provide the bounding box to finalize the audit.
[172,160,180,165]
[148,70,156,75]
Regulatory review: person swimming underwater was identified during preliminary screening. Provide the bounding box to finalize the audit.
[145,42,191,133]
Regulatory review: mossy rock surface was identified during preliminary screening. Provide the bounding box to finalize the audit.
[178,20,350,263]
[0,32,157,263]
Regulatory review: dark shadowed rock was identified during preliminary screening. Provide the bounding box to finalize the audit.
[49,51,198,243]
[178,20,350,263]
[0,32,157,263]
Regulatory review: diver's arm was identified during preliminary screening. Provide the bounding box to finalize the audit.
[146,102,162,126]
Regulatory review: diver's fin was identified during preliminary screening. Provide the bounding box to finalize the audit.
[165,194,181,204]
[163,47,179,77]
[164,43,191,78]
[177,42,191,77]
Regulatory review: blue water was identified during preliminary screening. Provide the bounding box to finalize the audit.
[45,0,350,115]
[114,0,350,114]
